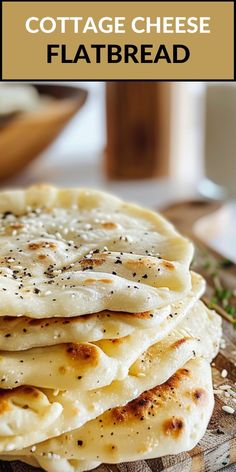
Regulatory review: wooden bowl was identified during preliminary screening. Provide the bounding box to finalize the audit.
[0,85,87,181]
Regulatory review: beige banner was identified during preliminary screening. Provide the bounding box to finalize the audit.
[2,1,234,80]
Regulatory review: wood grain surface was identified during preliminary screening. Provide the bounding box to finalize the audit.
[1,200,236,472]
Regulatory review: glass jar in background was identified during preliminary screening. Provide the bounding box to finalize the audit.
[202,84,236,199]
[170,82,205,185]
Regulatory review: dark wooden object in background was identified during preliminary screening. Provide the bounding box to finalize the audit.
[105,82,171,179]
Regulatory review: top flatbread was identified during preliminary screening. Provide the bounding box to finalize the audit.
[0,185,193,317]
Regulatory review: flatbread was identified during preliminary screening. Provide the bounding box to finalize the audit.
[0,308,170,351]
[0,271,204,352]
[0,185,193,317]
[0,273,205,391]
[0,302,221,453]
[0,456,100,472]
[38,457,100,472]
[3,358,214,464]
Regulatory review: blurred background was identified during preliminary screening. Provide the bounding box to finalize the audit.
[0,81,236,259]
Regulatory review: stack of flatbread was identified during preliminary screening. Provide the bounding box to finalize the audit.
[0,185,222,472]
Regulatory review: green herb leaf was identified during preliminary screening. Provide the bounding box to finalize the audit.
[218,259,234,269]
[215,288,232,301]
[203,260,212,270]
[225,305,236,316]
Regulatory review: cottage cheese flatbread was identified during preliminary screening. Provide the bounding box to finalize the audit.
[0,185,193,317]
[0,308,170,351]
[0,302,221,453]
[2,358,214,465]
[0,456,100,472]
[0,273,205,391]
[0,272,204,351]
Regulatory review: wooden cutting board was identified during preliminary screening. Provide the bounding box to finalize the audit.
[1,200,236,472]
